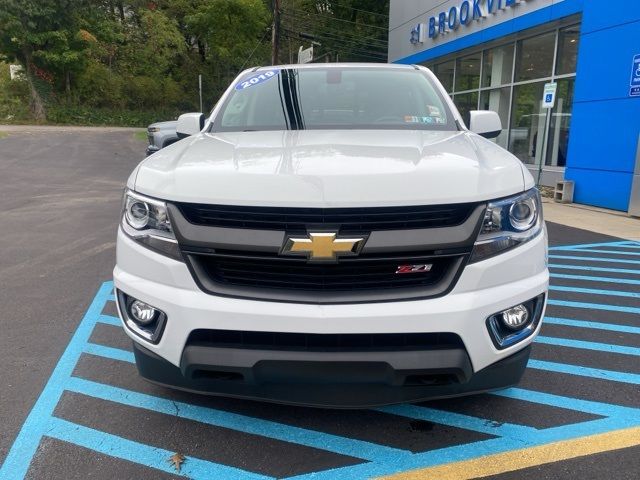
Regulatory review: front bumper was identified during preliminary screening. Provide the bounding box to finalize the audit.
[114,227,548,406]
[132,340,531,407]
[145,144,160,156]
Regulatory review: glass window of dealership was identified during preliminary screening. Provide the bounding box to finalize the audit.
[425,22,580,184]
[391,0,640,213]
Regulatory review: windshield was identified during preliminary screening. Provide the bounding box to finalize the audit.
[211,67,456,132]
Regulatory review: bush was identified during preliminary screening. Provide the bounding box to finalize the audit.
[123,75,163,110]
[46,104,179,127]
[161,77,183,108]
[75,61,124,108]
[0,62,182,126]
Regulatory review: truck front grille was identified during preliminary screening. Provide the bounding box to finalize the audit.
[190,251,454,291]
[183,250,467,303]
[171,202,483,303]
[177,202,476,232]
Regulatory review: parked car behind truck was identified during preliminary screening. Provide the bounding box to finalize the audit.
[117,64,548,407]
[145,120,178,156]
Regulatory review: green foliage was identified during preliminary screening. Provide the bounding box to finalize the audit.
[0,0,390,126]
[46,103,180,127]
[75,60,124,108]
[116,8,186,77]
[186,0,270,66]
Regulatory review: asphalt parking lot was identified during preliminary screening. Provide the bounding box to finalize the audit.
[1,128,639,479]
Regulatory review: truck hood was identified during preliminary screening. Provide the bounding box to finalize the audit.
[134,130,526,207]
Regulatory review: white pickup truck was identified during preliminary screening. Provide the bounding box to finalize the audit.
[114,63,548,407]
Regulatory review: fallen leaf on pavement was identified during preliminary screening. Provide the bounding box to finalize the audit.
[168,452,186,473]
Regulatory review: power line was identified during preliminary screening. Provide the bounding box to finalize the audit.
[281,32,387,61]
[328,1,389,19]
[238,30,271,72]
[280,3,390,62]
[283,23,388,49]
[281,29,386,58]
[281,33,385,59]
[283,25,387,52]
[281,12,388,47]
[284,8,388,31]
[282,10,388,39]
[282,31,387,58]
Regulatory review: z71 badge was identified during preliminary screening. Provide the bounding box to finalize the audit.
[395,264,433,274]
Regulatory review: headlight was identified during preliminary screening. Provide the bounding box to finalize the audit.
[147,127,160,133]
[470,188,542,263]
[121,189,181,260]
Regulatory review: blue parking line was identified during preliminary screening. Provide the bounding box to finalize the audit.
[287,436,520,480]
[288,414,640,480]
[377,404,537,438]
[544,316,640,335]
[549,255,640,265]
[550,284,640,299]
[548,299,640,315]
[549,241,632,251]
[554,249,640,257]
[549,263,640,275]
[550,273,640,286]
[0,282,113,480]
[84,343,136,363]
[65,377,408,462]
[536,335,640,356]
[47,417,271,480]
[492,388,640,419]
[527,359,640,384]
[3,238,640,479]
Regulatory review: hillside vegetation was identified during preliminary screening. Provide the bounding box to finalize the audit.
[0,0,388,126]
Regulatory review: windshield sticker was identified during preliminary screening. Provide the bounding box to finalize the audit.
[404,116,437,124]
[427,105,442,117]
[235,70,279,90]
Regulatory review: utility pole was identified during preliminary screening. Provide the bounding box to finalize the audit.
[271,0,280,65]
[198,74,203,113]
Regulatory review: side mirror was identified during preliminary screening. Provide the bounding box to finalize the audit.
[469,110,502,139]
[176,113,205,139]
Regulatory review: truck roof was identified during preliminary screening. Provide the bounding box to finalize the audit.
[253,63,418,71]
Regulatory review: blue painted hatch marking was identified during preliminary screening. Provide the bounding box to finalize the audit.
[2,240,640,478]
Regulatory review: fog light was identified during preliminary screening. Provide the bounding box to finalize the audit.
[486,294,545,350]
[130,300,157,325]
[117,290,167,344]
[501,304,529,330]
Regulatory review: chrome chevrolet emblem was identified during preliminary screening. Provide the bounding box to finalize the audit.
[281,232,366,261]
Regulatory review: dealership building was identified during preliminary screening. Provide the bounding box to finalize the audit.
[388,0,640,214]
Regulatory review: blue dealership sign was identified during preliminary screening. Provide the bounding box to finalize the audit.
[630,54,640,97]
[425,0,521,39]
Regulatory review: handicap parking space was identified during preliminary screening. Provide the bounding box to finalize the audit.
[2,238,639,479]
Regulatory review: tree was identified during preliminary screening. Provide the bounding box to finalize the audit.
[186,0,270,66]
[0,0,90,120]
[0,0,392,126]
